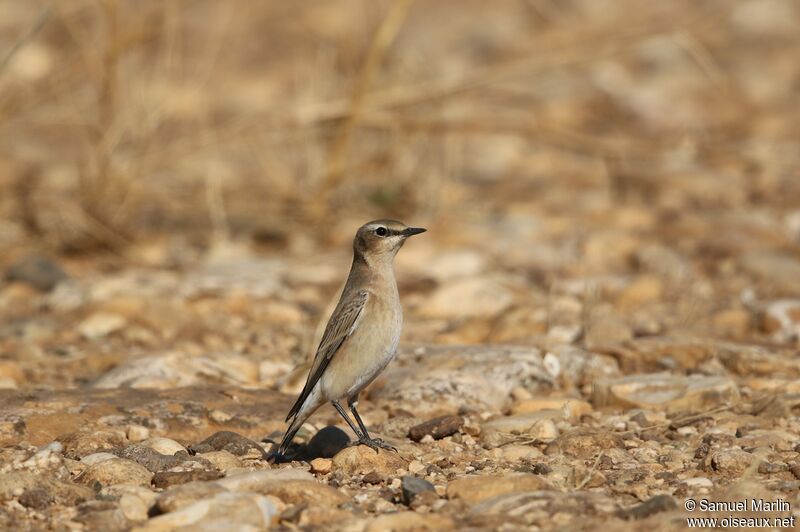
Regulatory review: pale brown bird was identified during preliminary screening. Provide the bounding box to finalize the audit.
[277,220,425,456]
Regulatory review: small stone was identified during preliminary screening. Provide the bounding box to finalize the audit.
[592,374,740,413]
[79,312,127,339]
[407,460,426,475]
[189,431,267,458]
[684,477,714,488]
[6,253,68,291]
[119,492,149,522]
[332,445,408,476]
[153,469,223,489]
[81,452,118,466]
[18,488,54,509]
[365,512,454,532]
[141,437,187,456]
[362,471,383,485]
[79,458,153,487]
[546,429,624,459]
[126,425,150,442]
[401,475,435,506]
[446,473,551,504]
[115,445,185,473]
[310,458,332,475]
[198,450,243,472]
[480,412,559,447]
[711,448,754,474]
[155,481,229,514]
[142,492,276,531]
[511,397,592,419]
[408,416,464,442]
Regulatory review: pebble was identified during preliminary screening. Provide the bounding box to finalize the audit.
[592,374,739,413]
[400,475,436,506]
[310,457,333,475]
[126,425,150,442]
[331,445,408,476]
[79,458,153,487]
[140,437,187,456]
[408,416,464,442]
[446,473,552,504]
[137,492,276,531]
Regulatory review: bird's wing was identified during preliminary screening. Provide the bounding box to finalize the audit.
[285,288,369,421]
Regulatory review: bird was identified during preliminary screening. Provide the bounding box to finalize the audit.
[276,219,426,457]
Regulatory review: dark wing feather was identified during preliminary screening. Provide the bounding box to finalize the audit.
[285,289,368,421]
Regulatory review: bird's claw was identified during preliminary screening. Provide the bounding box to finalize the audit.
[356,437,397,453]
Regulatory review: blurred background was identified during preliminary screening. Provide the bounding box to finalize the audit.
[0,0,799,391]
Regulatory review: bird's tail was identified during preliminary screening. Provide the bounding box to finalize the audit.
[277,411,306,456]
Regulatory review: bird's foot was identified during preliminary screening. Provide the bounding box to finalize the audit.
[355,437,397,453]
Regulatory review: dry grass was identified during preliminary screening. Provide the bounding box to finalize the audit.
[0,0,799,253]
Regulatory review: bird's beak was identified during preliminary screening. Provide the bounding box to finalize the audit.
[402,227,427,237]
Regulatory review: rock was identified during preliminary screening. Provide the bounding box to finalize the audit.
[215,468,345,507]
[711,448,755,474]
[189,431,267,458]
[684,477,713,488]
[401,475,435,506]
[155,481,229,514]
[126,425,150,442]
[198,450,243,472]
[546,429,624,459]
[119,492,150,522]
[305,426,351,458]
[79,312,127,339]
[365,512,454,532]
[332,445,408,476]
[115,445,184,473]
[423,277,514,318]
[480,412,559,447]
[617,494,678,519]
[140,437,187,456]
[362,471,383,485]
[373,345,553,416]
[740,252,800,292]
[138,492,276,531]
[153,469,223,489]
[61,430,126,459]
[18,487,54,509]
[82,452,118,466]
[215,468,313,492]
[585,312,633,349]
[510,397,592,419]
[310,458,332,475]
[592,373,740,413]
[0,471,93,506]
[408,416,464,442]
[92,352,260,389]
[446,473,551,504]
[364,512,455,532]
[6,253,68,291]
[79,458,153,487]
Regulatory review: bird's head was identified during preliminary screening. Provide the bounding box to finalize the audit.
[353,219,426,261]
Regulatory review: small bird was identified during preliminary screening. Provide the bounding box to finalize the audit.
[276,219,426,456]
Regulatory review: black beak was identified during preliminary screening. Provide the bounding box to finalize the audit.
[402,227,426,237]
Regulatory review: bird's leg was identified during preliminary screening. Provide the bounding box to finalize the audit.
[331,400,366,441]
[348,397,397,452]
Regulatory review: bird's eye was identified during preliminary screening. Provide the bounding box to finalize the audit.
[375,227,388,237]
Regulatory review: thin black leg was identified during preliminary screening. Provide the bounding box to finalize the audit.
[332,400,365,440]
[349,401,372,440]
[347,397,397,453]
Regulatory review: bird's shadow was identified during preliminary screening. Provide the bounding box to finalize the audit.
[265,425,351,464]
